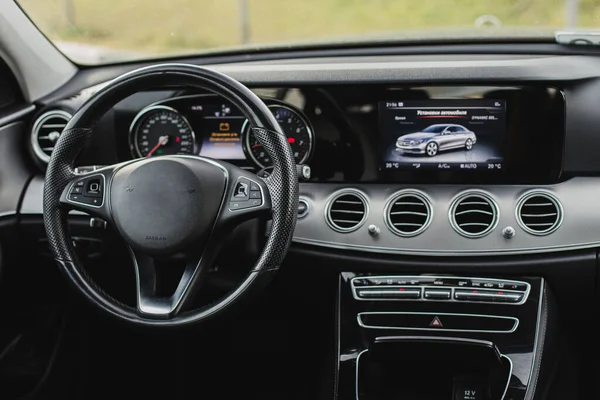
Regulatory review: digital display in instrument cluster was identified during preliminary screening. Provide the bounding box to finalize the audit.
[188,103,247,160]
[379,99,506,171]
[130,99,315,168]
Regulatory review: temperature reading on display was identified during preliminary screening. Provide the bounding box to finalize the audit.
[488,163,502,170]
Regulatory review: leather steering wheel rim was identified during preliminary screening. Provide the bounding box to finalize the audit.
[42,64,298,327]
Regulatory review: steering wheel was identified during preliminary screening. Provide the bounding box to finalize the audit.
[42,64,298,327]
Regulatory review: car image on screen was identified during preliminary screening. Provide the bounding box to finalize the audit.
[395,124,477,157]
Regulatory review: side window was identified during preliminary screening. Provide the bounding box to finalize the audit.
[446,126,458,134]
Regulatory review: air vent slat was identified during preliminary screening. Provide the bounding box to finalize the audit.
[393,222,424,227]
[326,191,367,232]
[390,211,428,216]
[386,192,432,237]
[517,193,561,235]
[451,193,498,237]
[524,223,555,227]
[330,209,364,214]
[455,210,493,216]
[459,223,491,227]
[31,110,72,163]
[332,219,361,224]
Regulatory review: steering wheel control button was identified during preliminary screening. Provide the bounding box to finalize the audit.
[228,177,263,211]
[84,178,103,198]
[232,179,250,201]
[67,174,105,208]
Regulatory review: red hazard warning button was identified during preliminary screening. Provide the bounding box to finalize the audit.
[430,316,443,328]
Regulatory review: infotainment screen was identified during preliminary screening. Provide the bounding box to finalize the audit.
[379,100,506,171]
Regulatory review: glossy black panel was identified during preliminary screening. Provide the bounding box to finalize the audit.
[337,274,545,400]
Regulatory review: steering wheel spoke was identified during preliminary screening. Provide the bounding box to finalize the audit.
[130,246,214,318]
[58,164,118,222]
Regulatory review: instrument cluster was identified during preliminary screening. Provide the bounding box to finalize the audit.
[128,94,314,169]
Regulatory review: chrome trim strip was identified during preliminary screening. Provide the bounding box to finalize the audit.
[30,110,72,164]
[384,189,433,238]
[356,312,519,333]
[355,346,513,400]
[516,190,563,236]
[350,275,531,305]
[524,279,545,397]
[449,190,499,238]
[292,236,600,256]
[324,189,369,233]
[355,349,367,400]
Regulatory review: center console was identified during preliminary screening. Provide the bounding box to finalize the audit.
[336,274,553,400]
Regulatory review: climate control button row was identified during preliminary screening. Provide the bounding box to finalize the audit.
[350,275,530,305]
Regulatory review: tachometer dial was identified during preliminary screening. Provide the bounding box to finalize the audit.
[244,104,314,168]
[130,105,195,158]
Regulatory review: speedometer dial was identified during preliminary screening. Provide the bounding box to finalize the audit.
[244,104,314,168]
[130,105,195,158]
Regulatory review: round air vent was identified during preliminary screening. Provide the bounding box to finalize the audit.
[385,190,432,237]
[516,192,562,235]
[450,191,498,238]
[31,110,72,163]
[325,190,368,233]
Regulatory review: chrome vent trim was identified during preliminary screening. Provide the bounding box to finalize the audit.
[31,110,72,163]
[385,190,432,237]
[325,189,368,233]
[516,191,562,236]
[450,191,499,238]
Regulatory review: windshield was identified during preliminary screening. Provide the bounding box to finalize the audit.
[422,125,447,133]
[16,0,587,65]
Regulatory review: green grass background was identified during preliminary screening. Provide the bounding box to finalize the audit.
[17,0,600,57]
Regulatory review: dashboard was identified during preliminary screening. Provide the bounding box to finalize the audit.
[19,51,600,257]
